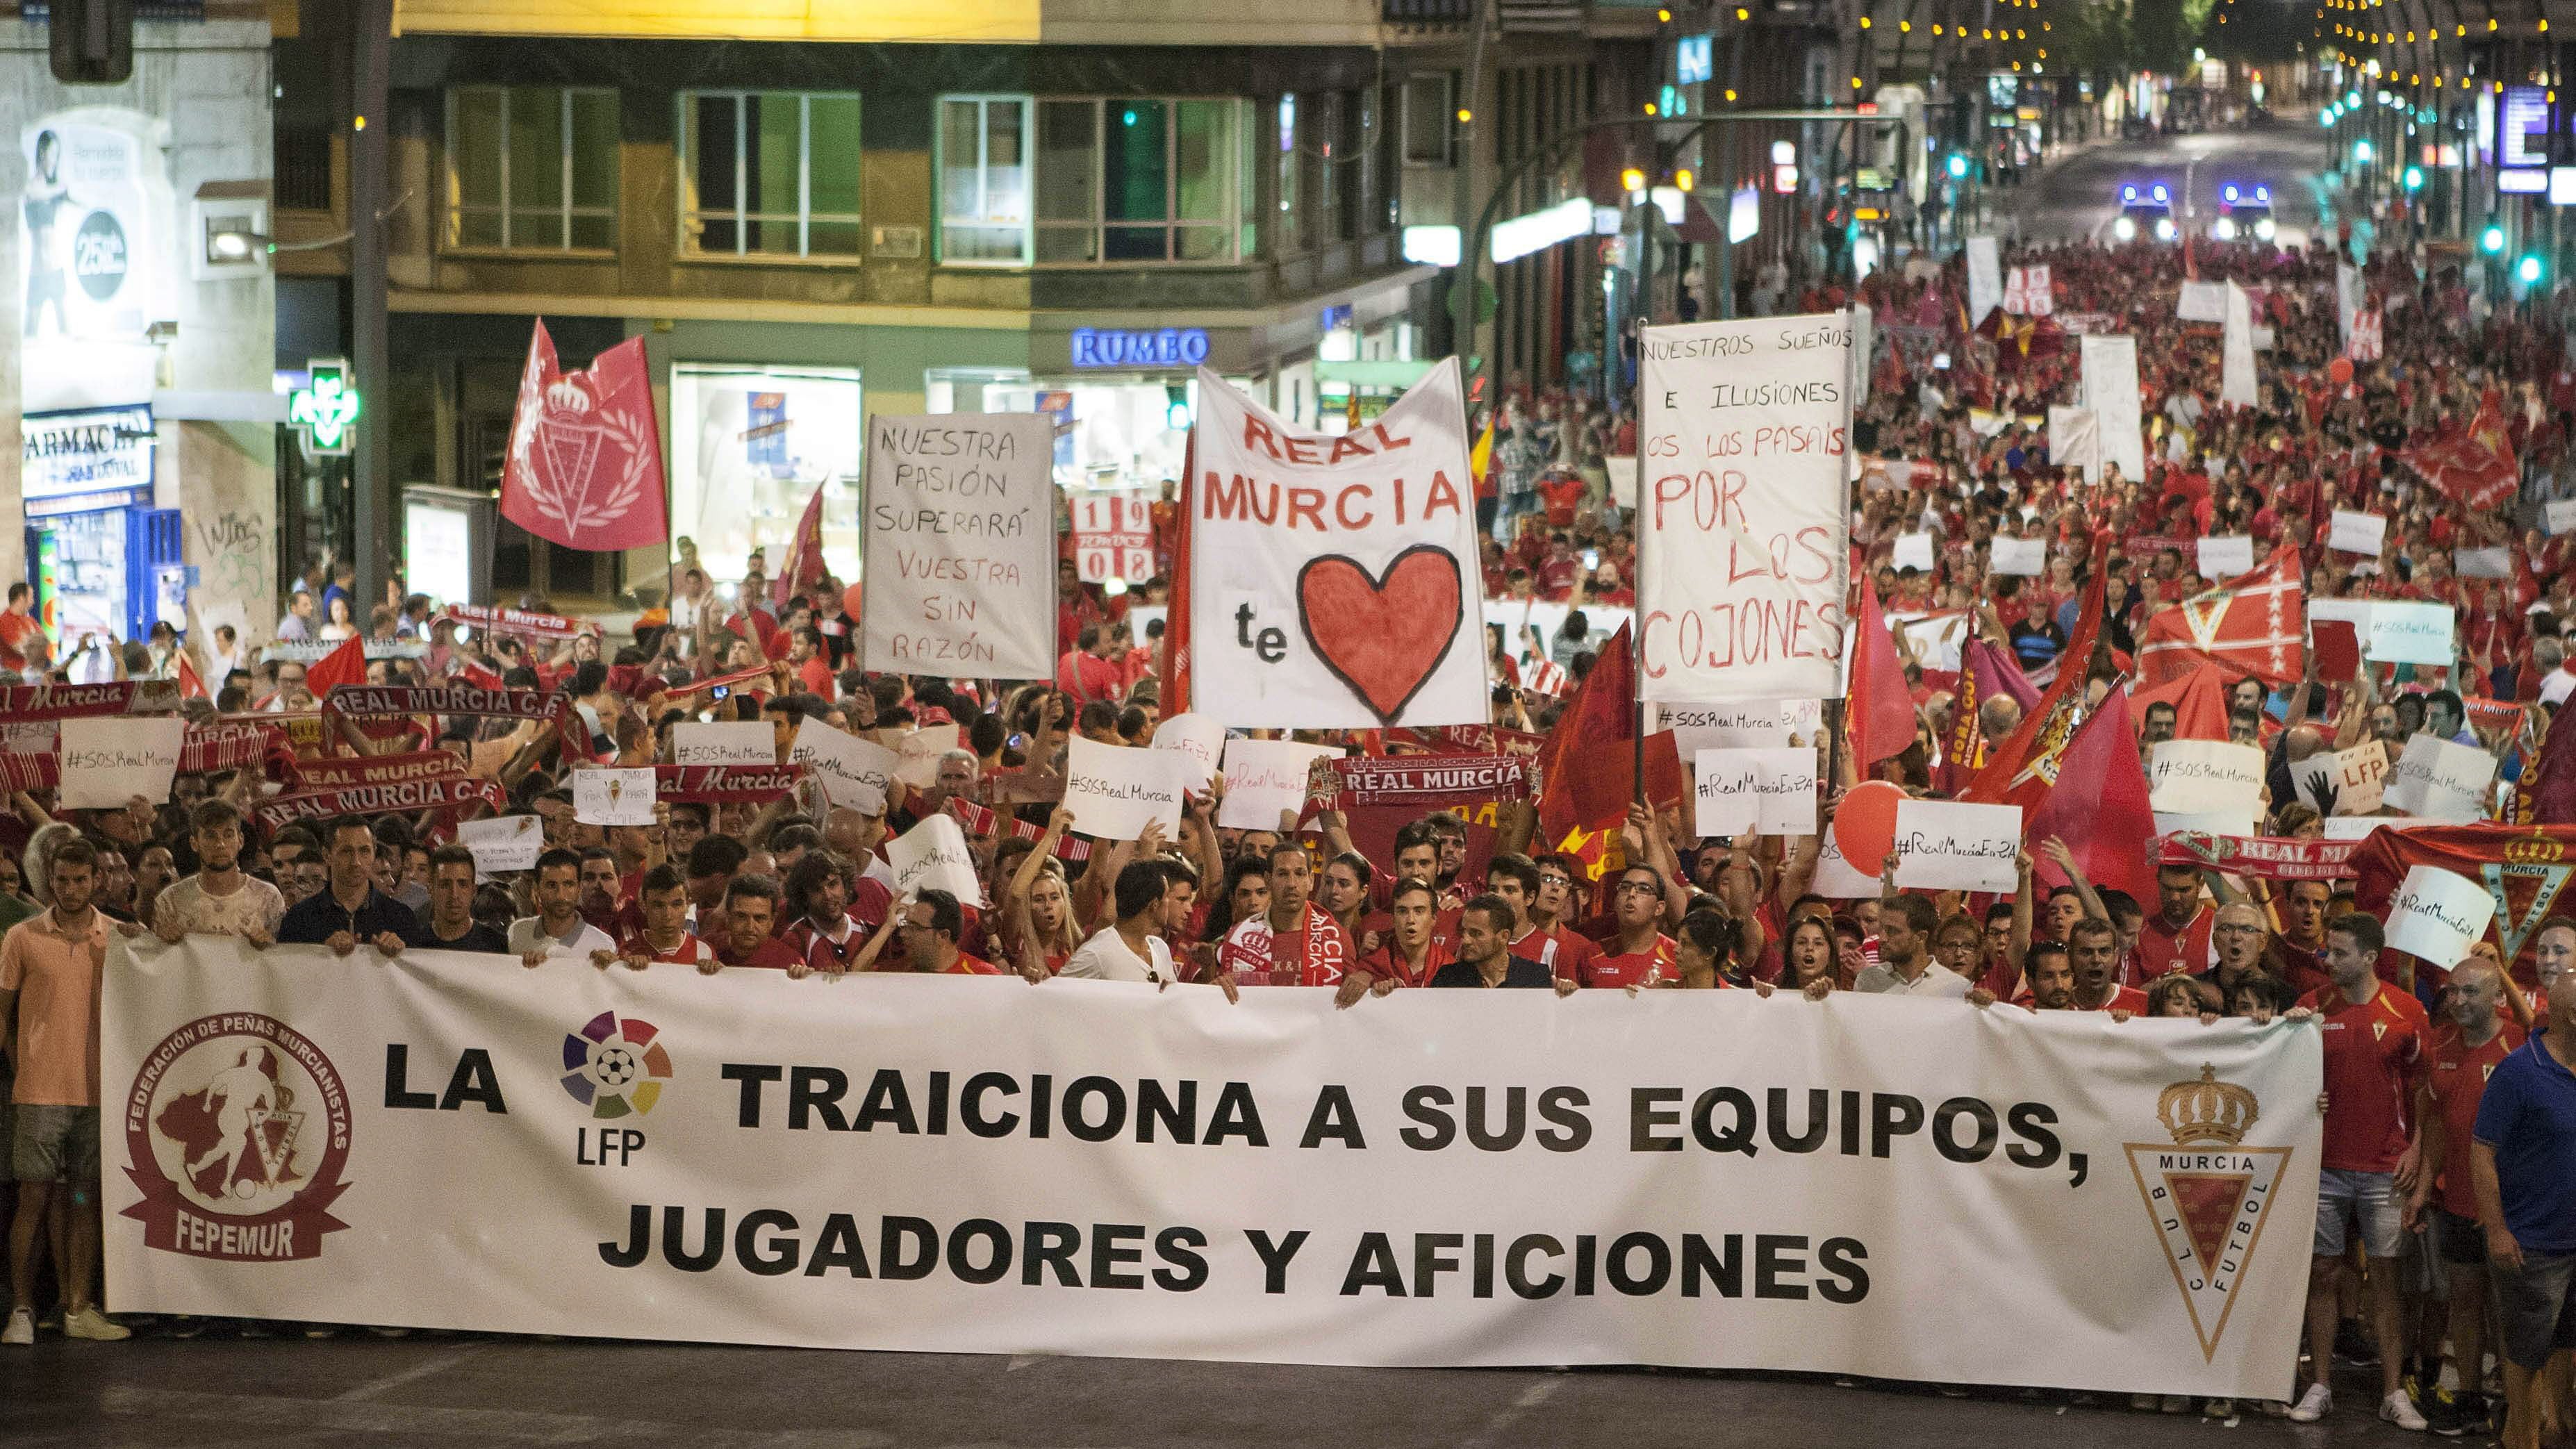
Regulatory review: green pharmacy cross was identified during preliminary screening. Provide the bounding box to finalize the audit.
[290,361,361,454]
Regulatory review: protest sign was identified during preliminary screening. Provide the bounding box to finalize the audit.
[1071,490,1155,584]
[1062,736,1186,841]
[2147,739,2266,815]
[1890,611,1972,673]
[671,722,777,767]
[2320,815,2423,841]
[2196,536,2255,579]
[1635,313,1852,704]
[572,768,658,827]
[2366,603,2454,668]
[2176,280,2227,322]
[886,813,986,909]
[2385,734,2497,824]
[2548,499,2576,536]
[1605,454,1638,508]
[1187,361,1489,729]
[2384,864,2497,968]
[1990,536,2047,576]
[2220,283,2258,408]
[1965,235,2002,323]
[892,724,964,792]
[791,719,898,815]
[60,716,183,809]
[2293,741,2390,817]
[1149,712,1226,791]
[2327,510,2386,556]
[2454,547,2513,580]
[861,413,1056,679]
[2079,335,2147,480]
[2156,808,2259,838]
[1658,699,1821,754]
[1892,533,1936,572]
[1892,800,2022,891]
[1813,834,1884,897]
[1219,738,1345,830]
[457,815,545,873]
[1693,747,1817,838]
[2047,406,2100,479]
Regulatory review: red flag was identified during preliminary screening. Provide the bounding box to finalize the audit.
[770,481,828,611]
[2127,659,2234,741]
[1162,436,1196,715]
[1847,575,1915,769]
[2024,684,2157,906]
[1963,543,2108,810]
[304,635,366,697]
[2406,395,2519,513]
[1536,623,1637,842]
[500,324,670,552]
[176,651,209,701]
[2527,703,2576,825]
[2135,547,2306,689]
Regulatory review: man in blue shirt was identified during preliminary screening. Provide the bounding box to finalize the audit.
[2472,927,2576,1449]
[275,817,427,956]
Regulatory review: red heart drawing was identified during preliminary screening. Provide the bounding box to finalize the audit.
[1296,545,1463,725]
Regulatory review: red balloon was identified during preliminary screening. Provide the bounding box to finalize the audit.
[1833,780,1906,875]
[842,581,866,622]
[2328,356,2354,386]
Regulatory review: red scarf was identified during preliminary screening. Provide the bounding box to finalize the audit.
[1219,900,1351,986]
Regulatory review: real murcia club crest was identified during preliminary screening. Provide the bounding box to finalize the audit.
[2124,1066,2290,1361]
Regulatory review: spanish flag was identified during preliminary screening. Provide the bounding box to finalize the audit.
[1468,416,1494,486]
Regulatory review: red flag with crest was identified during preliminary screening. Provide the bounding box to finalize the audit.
[501,323,670,553]
[2135,547,2306,690]
[1961,542,2107,811]
[2406,394,2519,513]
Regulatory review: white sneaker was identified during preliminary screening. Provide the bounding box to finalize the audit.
[63,1307,129,1342]
[1,1308,32,1346]
[2380,1388,2427,1431]
[2287,1383,2334,1422]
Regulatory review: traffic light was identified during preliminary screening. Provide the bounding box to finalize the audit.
[2482,220,2507,254]
[2518,253,2545,284]
[1946,152,1970,179]
[2352,139,2374,163]
[2403,165,2424,191]
[48,0,133,85]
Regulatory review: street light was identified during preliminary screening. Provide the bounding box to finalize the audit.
[2353,138,2373,163]
[2519,254,2545,284]
[2402,165,2423,190]
[1946,152,1968,178]
[2482,220,2507,254]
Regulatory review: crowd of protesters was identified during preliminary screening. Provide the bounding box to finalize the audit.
[0,221,2571,1444]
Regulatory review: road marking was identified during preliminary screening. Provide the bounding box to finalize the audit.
[101,1385,899,1448]
[336,1346,482,1400]
[1462,1376,1561,1446]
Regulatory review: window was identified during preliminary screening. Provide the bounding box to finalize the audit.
[1029,98,1245,265]
[1276,94,1299,252]
[939,96,1031,264]
[1402,74,1455,167]
[679,92,861,259]
[446,87,618,251]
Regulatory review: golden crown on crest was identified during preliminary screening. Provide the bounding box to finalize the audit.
[2157,1065,2259,1148]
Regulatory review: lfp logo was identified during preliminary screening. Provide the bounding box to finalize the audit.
[562,1011,670,1170]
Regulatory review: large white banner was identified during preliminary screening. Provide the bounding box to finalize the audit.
[105,940,2320,1400]
[2221,283,2259,408]
[1964,236,2002,326]
[861,413,1057,680]
[1186,361,1488,729]
[1636,314,1852,704]
[2080,335,2147,480]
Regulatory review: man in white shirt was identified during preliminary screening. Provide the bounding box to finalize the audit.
[148,802,283,945]
[1059,862,1193,985]
[2535,636,2576,706]
[1853,895,1974,998]
[510,850,615,966]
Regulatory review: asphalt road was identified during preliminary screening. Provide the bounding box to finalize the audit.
[0,1331,2475,1447]
[1990,115,2340,249]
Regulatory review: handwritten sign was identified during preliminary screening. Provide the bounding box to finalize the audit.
[2548,499,2576,536]
[1891,533,1936,572]
[671,721,777,767]
[1660,699,1822,754]
[1062,736,1186,842]
[860,413,1057,680]
[1636,313,1851,704]
[891,724,964,792]
[2328,509,2386,556]
[2385,863,2497,968]
[1071,490,1154,584]
[2294,741,2389,816]
[457,814,544,873]
[2320,815,2424,841]
[1219,738,1344,830]
[1990,536,2047,577]
[2454,546,2513,580]
[572,768,658,827]
[2197,535,2255,579]
[1965,236,2002,324]
[1149,712,1226,791]
[2176,280,2227,323]
[1692,747,1816,837]
[58,716,183,809]
[2367,602,2454,668]
[885,813,986,909]
[1813,834,1884,897]
[791,718,898,815]
[2148,739,2266,815]
[2047,406,2100,479]
[2079,334,2145,480]
[1892,799,2021,892]
[2386,734,2497,824]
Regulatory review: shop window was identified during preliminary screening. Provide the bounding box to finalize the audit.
[678,92,862,260]
[1029,97,1244,265]
[938,96,1031,265]
[445,86,618,251]
[1401,74,1454,167]
[668,364,865,585]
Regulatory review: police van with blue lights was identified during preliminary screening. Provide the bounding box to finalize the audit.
[2213,183,2275,242]
[2114,183,2177,242]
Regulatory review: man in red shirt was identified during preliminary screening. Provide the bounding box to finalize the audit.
[1341,878,1453,995]
[779,852,866,977]
[2406,959,2523,1435]
[2052,918,2149,1013]
[2265,879,2336,995]
[2133,864,2215,982]
[1055,622,1125,704]
[0,583,40,674]
[713,877,802,970]
[604,865,719,970]
[2286,912,2432,1430]
[895,890,1000,975]
[1583,863,1675,988]
[1527,854,1604,984]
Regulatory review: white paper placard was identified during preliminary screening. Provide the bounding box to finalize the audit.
[671,721,777,767]
[1218,738,1344,830]
[2220,283,2258,408]
[884,813,986,909]
[860,413,1057,679]
[2385,734,2497,824]
[2176,280,2228,323]
[2385,863,2498,968]
[457,815,545,873]
[1965,235,2002,324]
[2319,814,2424,841]
[2366,602,2455,667]
[1692,748,1764,836]
[59,715,183,809]
[890,724,964,791]
[2454,547,2513,580]
[791,719,900,815]
[2047,406,2101,480]
[1149,712,1226,791]
[2197,535,2256,579]
[1062,736,1187,842]
[2155,808,2260,838]
[2293,741,2390,816]
[572,767,658,827]
[1990,536,2047,576]
[1813,834,1885,897]
[1604,455,1638,509]
[1659,699,1821,754]
[1892,533,1937,572]
[2328,510,2386,556]
[2147,739,2267,814]
[1892,799,2022,892]
[2548,498,2576,536]
[1748,748,1820,836]
[2079,335,2146,481]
